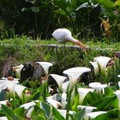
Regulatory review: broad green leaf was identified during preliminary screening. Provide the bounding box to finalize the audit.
[40,102,51,118]
[29,90,41,100]
[114,0,120,6]
[69,114,77,120]
[74,108,85,120]
[14,107,25,119]
[1,104,24,120]
[95,0,114,9]
[32,114,46,120]
[92,112,108,120]
[1,104,14,120]
[52,107,65,120]
[31,107,47,120]
[92,95,116,110]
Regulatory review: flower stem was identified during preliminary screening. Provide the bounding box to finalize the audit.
[66,89,72,120]
[118,110,120,120]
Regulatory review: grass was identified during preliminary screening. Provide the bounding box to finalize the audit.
[1,36,120,51]
[0,36,120,68]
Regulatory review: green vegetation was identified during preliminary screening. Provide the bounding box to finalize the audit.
[1,0,120,119]
[0,0,120,42]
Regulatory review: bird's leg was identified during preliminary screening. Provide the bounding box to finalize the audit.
[62,43,66,55]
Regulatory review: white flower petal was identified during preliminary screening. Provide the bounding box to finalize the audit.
[89,82,107,93]
[47,99,61,109]
[50,74,66,91]
[90,61,99,76]
[86,111,107,119]
[78,88,94,104]
[20,101,36,109]
[62,81,70,92]
[114,90,120,110]
[13,64,24,78]
[4,80,17,95]
[0,100,9,108]
[26,107,34,118]
[63,67,91,89]
[61,92,67,109]
[94,56,111,74]
[0,84,6,93]
[14,84,26,98]
[57,109,75,119]
[0,116,8,120]
[118,75,120,78]
[36,62,53,75]
[77,105,97,120]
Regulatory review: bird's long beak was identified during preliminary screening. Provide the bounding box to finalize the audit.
[74,40,89,52]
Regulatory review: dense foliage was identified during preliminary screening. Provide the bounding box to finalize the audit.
[0,0,120,41]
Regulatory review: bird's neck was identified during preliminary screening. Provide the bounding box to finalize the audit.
[70,38,84,48]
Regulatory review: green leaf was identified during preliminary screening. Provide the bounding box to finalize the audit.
[114,0,120,6]
[1,104,24,120]
[32,114,46,120]
[31,106,47,120]
[92,95,116,110]
[95,0,114,9]
[40,102,51,118]
[92,112,108,120]
[14,107,25,119]
[74,108,85,120]
[1,104,14,120]
[52,107,65,120]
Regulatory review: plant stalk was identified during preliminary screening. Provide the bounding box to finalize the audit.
[66,89,72,120]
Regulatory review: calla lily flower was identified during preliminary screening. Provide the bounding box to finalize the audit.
[118,82,120,89]
[36,62,53,75]
[89,82,107,93]
[14,84,27,98]
[63,67,91,90]
[114,90,120,110]
[47,99,62,109]
[77,105,97,120]
[3,80,17,96]
[62,81,70,92]
[0,116,8,120]
[12,64,24,78]
[20,101,37,119]
[78,88,94,104]
[0,78,19,84]
[0,100,10,108]
[20,101,36,109]
[26,107,34,119]
[90,61,99,76]
[0,84,6,93]
[57,109,75,119]
[94,56,112,75]
[117,75,120,88]
[50,74,67,91]
[118,75,120,78]
[3,80,31,99]
[86,111,107,119]
[46,93,60,101]
[61,92,67,109]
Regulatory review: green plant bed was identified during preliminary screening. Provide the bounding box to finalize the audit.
[1,37,120,119]
[0,37,120,75]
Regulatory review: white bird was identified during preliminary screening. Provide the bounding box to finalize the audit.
[52,28,88,51]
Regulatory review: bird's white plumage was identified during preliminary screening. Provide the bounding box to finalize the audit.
[52,28,74,43]
[52,28,88,51]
